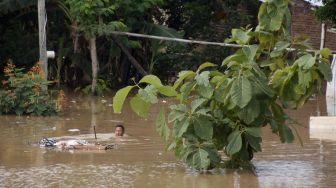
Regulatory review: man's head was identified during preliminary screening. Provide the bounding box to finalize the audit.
[115,124,125,136]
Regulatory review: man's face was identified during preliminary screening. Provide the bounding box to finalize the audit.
[115,127,124,136]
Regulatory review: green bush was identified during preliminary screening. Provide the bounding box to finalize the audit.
[75,78,109,96]
[0,61,64,116]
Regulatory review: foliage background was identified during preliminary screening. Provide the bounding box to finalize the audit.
[0,0,259,90]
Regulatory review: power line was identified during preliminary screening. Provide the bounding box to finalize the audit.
[110,31,246,48]
[110,31,336,54]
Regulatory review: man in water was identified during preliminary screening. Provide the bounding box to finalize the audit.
[40,124,125,150]
[114,124,125,137]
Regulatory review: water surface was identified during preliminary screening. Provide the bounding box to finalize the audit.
[1,96,336,188]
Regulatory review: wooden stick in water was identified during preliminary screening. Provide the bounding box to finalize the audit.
[94,126,97,139]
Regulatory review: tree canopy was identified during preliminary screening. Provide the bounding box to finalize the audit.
[315,0,336,26]
[0,0,259,90]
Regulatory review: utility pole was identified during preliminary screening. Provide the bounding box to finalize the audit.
[38,0,48,79]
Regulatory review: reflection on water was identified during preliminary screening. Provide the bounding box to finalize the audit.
[1,95,336,187]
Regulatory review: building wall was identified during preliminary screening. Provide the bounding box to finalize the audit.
[291,0,336,51]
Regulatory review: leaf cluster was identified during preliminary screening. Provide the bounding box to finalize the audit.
[113,0,333,171]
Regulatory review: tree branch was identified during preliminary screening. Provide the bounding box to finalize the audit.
[112,37,148,76]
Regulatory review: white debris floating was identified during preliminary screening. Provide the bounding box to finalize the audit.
[310,116,336,141]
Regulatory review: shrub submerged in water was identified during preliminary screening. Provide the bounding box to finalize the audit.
[0,61,65,116]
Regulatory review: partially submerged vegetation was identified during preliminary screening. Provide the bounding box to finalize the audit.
[113,0,333,170]
[0,61,65,116]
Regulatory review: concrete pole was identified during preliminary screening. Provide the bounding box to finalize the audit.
[38,0,48,79]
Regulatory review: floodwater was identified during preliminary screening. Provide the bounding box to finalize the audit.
[1,95,336,188]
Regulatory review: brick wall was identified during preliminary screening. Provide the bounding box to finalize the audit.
[291,0,336,51]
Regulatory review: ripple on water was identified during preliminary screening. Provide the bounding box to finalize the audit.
[255,160,329,188]
[0,164,143,188]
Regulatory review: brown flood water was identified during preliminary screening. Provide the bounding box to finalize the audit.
[1,95,336,188]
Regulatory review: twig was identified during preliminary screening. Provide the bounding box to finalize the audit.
[94,126,97,139]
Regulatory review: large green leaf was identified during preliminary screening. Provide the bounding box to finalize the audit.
[170,104,187,112]
[215,79,233,105]
[191,98,207,113]
[112,86,134,113]
[317,62,332,81]
[298,70,312,88]
[320,48,332,59]
[168,104,187,122]
[174,117,190,138]
[270,41,290,57]
[296,54,316,70]
[155,108,170,141]
[271,68,294,95]
[226,130,242,155]
[195,71,210,87]
[129,94,151,117]
[210,75,225,84]
[197,62,217,73]
[245,134,262,152]
[242,45,259,62]
[197,85,214,99]
[229,28,251,45]
[139,75,163,88]
[173,71,196,89]
[180,81,196,102]
[250,75,274,97]
[230,76,252,108]
[260,59,274,67]
[245,127,262,138]
[222,52,245,66]
[193,116,213,140]
[278,124,294,143]
[238,99,260,124]
[191,148,210,170]
[168,110,186,123]
[195,108,211,117]
[158,86,178,97]
[138,85,158,104]
[257,0,288,31]
[271,102,286,123]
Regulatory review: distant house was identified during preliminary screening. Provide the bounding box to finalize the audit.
[291,0,336,51]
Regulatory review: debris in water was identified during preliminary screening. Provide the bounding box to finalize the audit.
[68,129,80,132]
[105,119,123,123]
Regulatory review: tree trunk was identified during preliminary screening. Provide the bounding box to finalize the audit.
[72,21,79,54]
[56,55,62,88]
[112,36,148,76]
[89,38,99,95]
[120,55,131,85]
